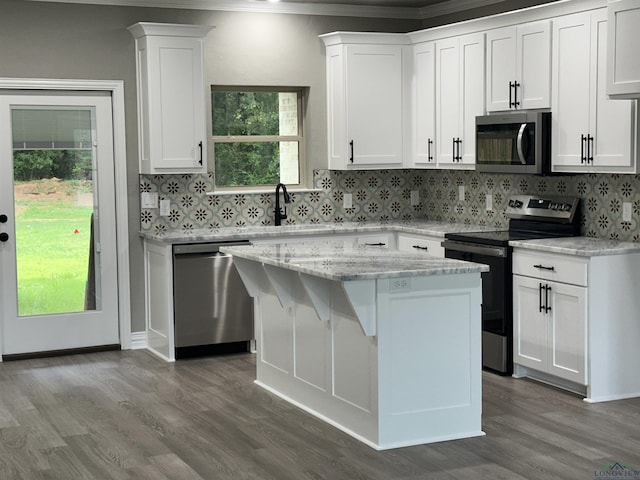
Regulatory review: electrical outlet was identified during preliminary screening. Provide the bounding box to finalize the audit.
[458,185,465,202]
[343,193,353,210]
[623,202,632,222]
[486,194,493,211]
[160,199,170,216]
[410,190,419,206]
[141,192,158,209]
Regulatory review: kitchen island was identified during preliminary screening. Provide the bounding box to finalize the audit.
[221,240,489,450]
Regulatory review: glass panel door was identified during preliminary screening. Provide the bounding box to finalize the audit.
[0,93,119,357]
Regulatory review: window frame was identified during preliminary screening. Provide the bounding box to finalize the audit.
[211,86,306,192]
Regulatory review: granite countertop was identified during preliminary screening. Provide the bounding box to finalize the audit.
[510,236,640,257]
[140,220,497,244]
[221,240,489,281]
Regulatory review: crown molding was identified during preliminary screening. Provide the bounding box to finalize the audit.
[24,0,528,20]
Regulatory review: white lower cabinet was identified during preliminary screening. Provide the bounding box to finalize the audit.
[396,233,444,258]
[512,248,640,402]
[513,274,586,385]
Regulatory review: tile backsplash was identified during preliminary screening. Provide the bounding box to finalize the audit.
[140,169,640,242]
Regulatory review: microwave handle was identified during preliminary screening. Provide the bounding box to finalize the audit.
[516,123,527,165]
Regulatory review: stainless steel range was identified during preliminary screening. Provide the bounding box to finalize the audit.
[441,194,581,375]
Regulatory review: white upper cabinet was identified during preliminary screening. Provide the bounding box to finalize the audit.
[486,21,551,112]
[435,33,485,169]
[129,23,212,174]
[607,0,640,98]
[411,42,436,168]
[552,10,639,173]
[322,34,406,170]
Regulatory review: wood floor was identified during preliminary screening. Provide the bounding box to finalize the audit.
[0,350,638,480]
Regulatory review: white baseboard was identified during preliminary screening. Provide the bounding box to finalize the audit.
[129,331,148,350]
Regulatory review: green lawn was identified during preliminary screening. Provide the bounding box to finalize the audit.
[15,195,93,317]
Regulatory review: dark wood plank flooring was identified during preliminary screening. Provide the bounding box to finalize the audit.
[0,350,638,479]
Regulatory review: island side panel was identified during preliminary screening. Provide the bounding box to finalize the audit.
[254,277,379,446]
[376,273,484,449]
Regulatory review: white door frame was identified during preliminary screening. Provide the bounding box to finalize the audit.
[0,78,131,352]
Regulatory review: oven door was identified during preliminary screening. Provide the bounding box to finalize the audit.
[442,240,512,373]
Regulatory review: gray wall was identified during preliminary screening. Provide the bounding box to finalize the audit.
[0,0,419,333]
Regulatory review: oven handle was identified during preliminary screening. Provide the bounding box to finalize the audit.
[516,123,527,165]
[442,240,508,258]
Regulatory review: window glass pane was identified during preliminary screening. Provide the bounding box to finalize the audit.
[213,92,280,136]
[12,109,92,150]
[214,142,299,187]
[278,92,299,136]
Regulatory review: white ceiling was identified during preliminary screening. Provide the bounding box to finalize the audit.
[25,0,522,20]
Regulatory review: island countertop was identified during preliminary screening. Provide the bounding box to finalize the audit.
[221,240,489,281]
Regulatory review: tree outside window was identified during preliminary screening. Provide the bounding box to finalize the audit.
[212,87,304,189]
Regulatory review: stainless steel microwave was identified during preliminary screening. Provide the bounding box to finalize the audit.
[475,111,551,174]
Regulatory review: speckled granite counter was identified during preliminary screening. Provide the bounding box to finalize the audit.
[140,220,497,244]
[221,240,489,281]
[510,236,640,257]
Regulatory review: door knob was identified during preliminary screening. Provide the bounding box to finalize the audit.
[0,214,7,223]
[0,232,8,242]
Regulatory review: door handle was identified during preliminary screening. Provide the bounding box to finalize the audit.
[539,283,544,312]
[198,141,203,166]
[534,264,555,271]
[412,245,428,251]
[428,138,433,161]
[509,81,513,108]
[349,140,354,163]
[544,284,552,313]
[516,123,528,165]
[0,232,9,242]
[587,134,594,164]
[513,81,520,108]
[0,214,7,223]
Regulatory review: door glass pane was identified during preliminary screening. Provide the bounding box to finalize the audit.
[11,107,99,317]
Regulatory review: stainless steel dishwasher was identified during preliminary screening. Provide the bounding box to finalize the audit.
[173,241,253,358]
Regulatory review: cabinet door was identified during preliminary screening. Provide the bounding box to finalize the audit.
[436,33,484,168]
[436,37,460,166]
[552,12,592,169]
[345,45,403,167]
[147,36,206,172]
[547,282,587,385]
[517,21,551,110]
[486,26,516,112]
[591,9,637,170]
[513,275,547,371]
[412,42,436,167]
[607,0,640,97]
[459,33,485,166]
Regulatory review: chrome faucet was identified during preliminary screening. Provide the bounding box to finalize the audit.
[274,183,291,226]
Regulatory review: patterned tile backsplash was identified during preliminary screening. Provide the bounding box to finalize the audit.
[140,169,640,242]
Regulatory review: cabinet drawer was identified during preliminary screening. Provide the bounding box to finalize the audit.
[513,250,588,286]
[397,233,444,258]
